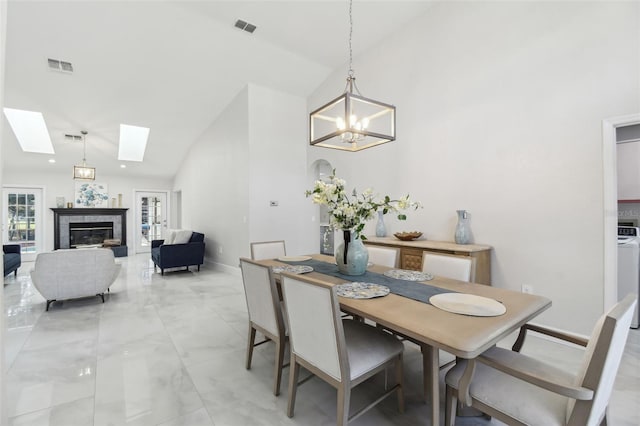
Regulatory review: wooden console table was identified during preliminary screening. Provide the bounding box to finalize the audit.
[364,236,492,285]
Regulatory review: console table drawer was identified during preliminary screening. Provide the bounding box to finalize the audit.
[400,248,424,270]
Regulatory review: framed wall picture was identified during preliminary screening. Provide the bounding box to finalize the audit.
[75,182,109,208]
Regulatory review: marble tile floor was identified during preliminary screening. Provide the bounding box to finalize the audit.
[3,253,638,426]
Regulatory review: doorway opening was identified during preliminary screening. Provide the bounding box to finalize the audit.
[2,186,45,262]
[602,113,640,311]
[135,190,169,254]
[310,159,334,255]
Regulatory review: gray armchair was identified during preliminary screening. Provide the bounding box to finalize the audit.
[31,248,121,311]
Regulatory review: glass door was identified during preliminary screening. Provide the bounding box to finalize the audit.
[3,187,44,262]
[135,191,168,253]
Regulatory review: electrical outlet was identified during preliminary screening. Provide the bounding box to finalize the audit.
[522,284,533,294]
[218,246,223,254]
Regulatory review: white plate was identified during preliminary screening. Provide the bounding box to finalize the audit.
[429,293,506,317]
[271,265,313,274]
[336,282,390,299]
[277,255,312,262]
[384,269,433,281]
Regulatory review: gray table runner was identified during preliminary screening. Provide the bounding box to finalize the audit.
[283,259,454,304]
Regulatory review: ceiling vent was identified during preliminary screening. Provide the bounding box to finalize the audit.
[64,133,83,142]
[48,58,73,73]
[234,19,256,34]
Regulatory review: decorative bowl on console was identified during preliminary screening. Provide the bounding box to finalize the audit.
[394,231,423,241]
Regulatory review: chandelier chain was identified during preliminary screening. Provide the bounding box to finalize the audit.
[348,0,354,78]
[82,130,88,163]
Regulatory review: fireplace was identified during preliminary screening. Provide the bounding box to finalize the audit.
[69,221,114,248]
[51,208,128,255]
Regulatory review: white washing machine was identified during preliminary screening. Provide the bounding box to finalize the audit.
[618,226,639,328]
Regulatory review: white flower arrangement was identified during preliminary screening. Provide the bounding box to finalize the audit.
[306,170,421,240]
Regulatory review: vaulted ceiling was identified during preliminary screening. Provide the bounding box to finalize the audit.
[2,1,433,179]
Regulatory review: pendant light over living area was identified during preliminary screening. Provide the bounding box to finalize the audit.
[73,130,96,180]
[309,0,396,152]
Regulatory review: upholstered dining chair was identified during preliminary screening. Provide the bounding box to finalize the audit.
[421,253,475,282]
[419,253,476,369]
[250,240,286,260]
[239,258,288,396]
[280,273,404,426]
[444,294,637,426]
[367,246,399,268]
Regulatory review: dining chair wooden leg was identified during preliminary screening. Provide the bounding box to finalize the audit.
[273,338,286,396]
[336,384,351,426]
[396,353,405,413]
[287,356,301,418]
[246,326,256,369]
[420,343,428,403]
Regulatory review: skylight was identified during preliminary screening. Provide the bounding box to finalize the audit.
[3,108,55,154]
[118,124,149,162]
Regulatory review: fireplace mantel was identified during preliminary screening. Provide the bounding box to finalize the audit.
[51,208,128,215]
[51,208,128,250]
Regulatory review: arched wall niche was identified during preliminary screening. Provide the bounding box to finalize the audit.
[308,159,335,255]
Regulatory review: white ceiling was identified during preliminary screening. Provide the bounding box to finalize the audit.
[2,1,433,179]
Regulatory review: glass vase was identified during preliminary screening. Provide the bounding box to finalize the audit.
[335,230,369,276]
[454,210,471,244]
[375,210,386,237]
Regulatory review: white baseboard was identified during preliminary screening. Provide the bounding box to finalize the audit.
[205,259,240,276]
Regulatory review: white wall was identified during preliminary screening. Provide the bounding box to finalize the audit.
[173,84,310,269]
[2,170,172,252]
[173,86,250,268]
[247,84,313,257]
[308,1,639,334]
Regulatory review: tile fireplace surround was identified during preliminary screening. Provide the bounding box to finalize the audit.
[51,208,128,250]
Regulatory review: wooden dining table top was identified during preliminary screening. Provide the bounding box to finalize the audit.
[260,254,551,359]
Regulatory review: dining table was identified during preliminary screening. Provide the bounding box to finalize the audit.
[258,254,552,425]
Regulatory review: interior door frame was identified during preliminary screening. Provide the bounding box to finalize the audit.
[2,184,46,262]
[602,113,640,312]
[134,189,170,254]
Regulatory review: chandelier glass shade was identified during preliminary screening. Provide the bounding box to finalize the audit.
[73,130,96,180]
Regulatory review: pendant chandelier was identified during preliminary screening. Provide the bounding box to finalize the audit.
[73,130,96,180]
[309,0,396,152]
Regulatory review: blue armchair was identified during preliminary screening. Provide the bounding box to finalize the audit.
[151,232,205,275]
[3,244,22,277]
